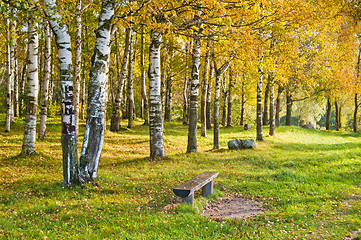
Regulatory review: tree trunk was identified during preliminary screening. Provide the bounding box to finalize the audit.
[339,106,342,129]
[39,20,51,139]
[275,85,283,127]
[240,77,245,126]
[213,72,221,149]
[164,53,173,123]
[45,0,79,186]
[110,27,132,131]
[269,74,275,136]
[14,58,18,118]
[256,64,263,141]
[19,64,26,117]
[79,0,115,182]
[206,62,214,130]
[5,18,13,132]
[10,17,16,123]
[127,30,135,129]
[285,89,292,126]
[263,78,270,125]
[226,67,233,127]
[183,43,190,125]
[149,27,165,158]
[74,0,82,139]
[22,21,38,155]
[326,98,331,130]
[221,74,227,127]
[161,42,167,118]
[140,25,148,125]
[213,59,232,149]
[187,29,201,153]
[335,100,339,131]
[201,42,210,136]
[354,94,358,132]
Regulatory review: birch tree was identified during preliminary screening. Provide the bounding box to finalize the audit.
[74,0,82,139]
[110,27,132,131]
[22,17,38,155]
[201,43,210,136]
[39,20,51,139]
[149,13,166,158]
[44,0,79,186]
[140,25,149,125]
[79,0,115,182]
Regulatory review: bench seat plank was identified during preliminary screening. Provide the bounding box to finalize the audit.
[173,171,219,198]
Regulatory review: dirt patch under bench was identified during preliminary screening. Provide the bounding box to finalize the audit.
[202,196,263,219]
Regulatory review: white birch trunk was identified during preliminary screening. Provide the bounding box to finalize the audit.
[22,21,38,155]
[74,0,82,139]
[10,17,16,123]
[256,63,264,141]
[110,27,132,131]
[269,74,275,136]
[79,0,115,182]
[149,29,165,158]
[187,30,201,153]
[45,0,79,186]
[201,43,210,136]
[5,18,13,132]
[140,25,149,125]
[127,30,135,129]
[39,20,51,139]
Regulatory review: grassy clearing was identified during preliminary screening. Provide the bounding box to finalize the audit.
[1,115,361,239]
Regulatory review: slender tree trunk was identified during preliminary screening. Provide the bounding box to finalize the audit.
[81,20,88,120]
[14,58,18,118]
[263,78,270,125]
[127,30,135,129]
[354,94,358,132]
[74,0,82,139]
[45,0,79,186]
[286,89,292,126]
[187,28,201,153]
[213,59,232,149]
[183,43,190,125]
[19,64,26,117]
[269,75,275,136]
[335,101,339,131]
[240,77,245,126]
[226,67,233,127]
[256,64,263,141]
[79,0,115,182]
[275,85,283,127]
[10,17,16,123]
[110,28,132,131]
[161,42,167,118]
[22,20,39,155]
[206,62,214,130]
[213,72,221,149]
[5,18,13,132]
[201,42,210,136]
[326,98,331,130]
[221,75,227,127]
[149,27,165,158]
[339,106,342,129]
[140,25,148,125]
[39,20,51,139]
[164,53,173,123]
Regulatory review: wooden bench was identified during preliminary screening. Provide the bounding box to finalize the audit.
[173,171,219,206]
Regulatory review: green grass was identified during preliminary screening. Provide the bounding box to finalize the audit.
[1,115,361,239]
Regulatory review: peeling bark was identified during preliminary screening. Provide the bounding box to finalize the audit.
[79,0,115,182]
[45,0,79,186]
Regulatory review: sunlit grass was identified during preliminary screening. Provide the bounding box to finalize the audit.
[0,115,361,239]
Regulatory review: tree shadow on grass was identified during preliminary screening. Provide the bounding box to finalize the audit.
[273,142,360,152]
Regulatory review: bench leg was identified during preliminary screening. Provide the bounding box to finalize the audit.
[183,193,194,207]
[202,180,213,197]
